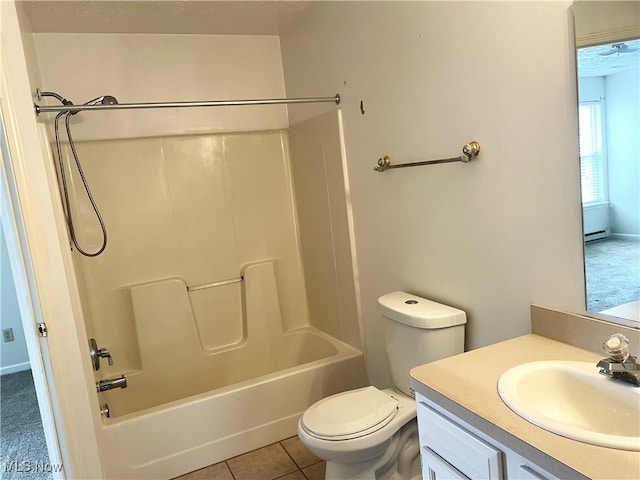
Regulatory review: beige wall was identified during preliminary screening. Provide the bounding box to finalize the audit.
[574,0,640,47]
[32,33,289,139]
[281,1,586,387]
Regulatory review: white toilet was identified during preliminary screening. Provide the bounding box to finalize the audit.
[298,291,466,480]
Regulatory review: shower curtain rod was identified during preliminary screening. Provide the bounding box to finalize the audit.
[34,92,341,115]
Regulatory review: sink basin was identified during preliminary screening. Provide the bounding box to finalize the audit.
[498,361,640,451]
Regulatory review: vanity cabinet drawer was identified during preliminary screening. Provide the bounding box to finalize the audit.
[417,401,504,480]
[506,454,559,480]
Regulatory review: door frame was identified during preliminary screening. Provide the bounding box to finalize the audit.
[0,1,104,478]
[0,102,64,478]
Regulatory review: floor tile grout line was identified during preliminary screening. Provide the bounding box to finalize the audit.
[224,460,237,480]
[224,440,302,480]
[272,469,303,480]
[279,440,303,470]
[278,438,325,472]
[300,460,325,480]
[277,440,305,478]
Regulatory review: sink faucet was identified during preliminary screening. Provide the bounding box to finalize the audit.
[596,334,640,387]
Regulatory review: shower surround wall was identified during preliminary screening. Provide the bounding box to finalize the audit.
[64,131,311,415]
[63,111,367,478]
[31,32,367,475]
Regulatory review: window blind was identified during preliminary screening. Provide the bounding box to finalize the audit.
[578,102,606,205]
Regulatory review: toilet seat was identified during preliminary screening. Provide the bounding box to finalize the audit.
[300,386,399,441]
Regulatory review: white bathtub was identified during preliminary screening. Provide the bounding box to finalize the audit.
[601,301,640,327]
[99,328,367,479]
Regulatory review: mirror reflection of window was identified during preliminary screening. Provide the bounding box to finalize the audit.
[577,39,640,319]
[578,101,606,206]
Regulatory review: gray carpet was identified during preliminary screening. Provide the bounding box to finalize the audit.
[585,237,640,312]
[0,370,52,480]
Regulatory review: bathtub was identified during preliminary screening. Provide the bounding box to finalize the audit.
[600,301,640,327]
[98,328,367,479]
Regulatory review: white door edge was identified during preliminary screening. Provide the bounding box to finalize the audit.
[0,2,104,478]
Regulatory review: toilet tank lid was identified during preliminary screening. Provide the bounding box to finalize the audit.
[377,291,467,329]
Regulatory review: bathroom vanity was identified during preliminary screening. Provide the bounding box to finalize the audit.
[410,334,640,480]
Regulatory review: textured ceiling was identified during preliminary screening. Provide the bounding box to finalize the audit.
[21,1,640,78]
[20,1,311,35]
[578,39,640,77]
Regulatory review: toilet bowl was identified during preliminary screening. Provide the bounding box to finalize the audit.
[298,387,415,462]
[297,292,467,480]
[298,387,419,479]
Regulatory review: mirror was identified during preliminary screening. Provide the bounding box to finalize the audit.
[574,1,640,328]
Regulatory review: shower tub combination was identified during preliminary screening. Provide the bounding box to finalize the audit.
[43,95,366,479]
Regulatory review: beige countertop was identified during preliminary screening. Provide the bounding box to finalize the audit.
[410,334,640,480]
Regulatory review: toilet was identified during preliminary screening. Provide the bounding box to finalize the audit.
[297,291,466,480]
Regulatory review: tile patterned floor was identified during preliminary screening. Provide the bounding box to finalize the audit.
[174,436,325,480]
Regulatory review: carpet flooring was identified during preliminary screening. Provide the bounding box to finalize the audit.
[0,370,52,480]
[585,237,640,312]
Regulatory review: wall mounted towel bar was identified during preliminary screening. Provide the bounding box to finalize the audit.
[374,141,480,172]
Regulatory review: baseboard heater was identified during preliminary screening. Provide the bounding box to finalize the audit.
[583,202,610,242]
[585,229,608,242]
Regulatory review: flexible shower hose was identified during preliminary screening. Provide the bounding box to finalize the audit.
[54,111,107,257]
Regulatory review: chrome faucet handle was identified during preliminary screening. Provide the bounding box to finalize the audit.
[98,348,113,366]
[603,333,630,361]
[597,334,640,386]
[89,338,114,371]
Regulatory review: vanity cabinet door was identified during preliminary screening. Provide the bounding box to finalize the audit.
[421,447,470,480]
[417,400,504,480]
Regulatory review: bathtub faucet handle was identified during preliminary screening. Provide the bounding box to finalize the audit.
[98,347,113,366]
[89,338,114,371]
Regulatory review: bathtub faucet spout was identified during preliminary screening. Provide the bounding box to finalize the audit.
[97,375,128,392]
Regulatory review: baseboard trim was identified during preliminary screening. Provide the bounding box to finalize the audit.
[610,233,640,240]
[0,361,31,376]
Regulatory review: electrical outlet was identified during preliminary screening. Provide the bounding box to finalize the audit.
[3,328,15,342]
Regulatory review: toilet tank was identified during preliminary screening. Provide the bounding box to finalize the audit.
[378,291,466,396]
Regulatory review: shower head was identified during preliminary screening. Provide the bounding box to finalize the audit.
[67,95,119,115]
[84,95,119,106]
[101,95,119,105]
